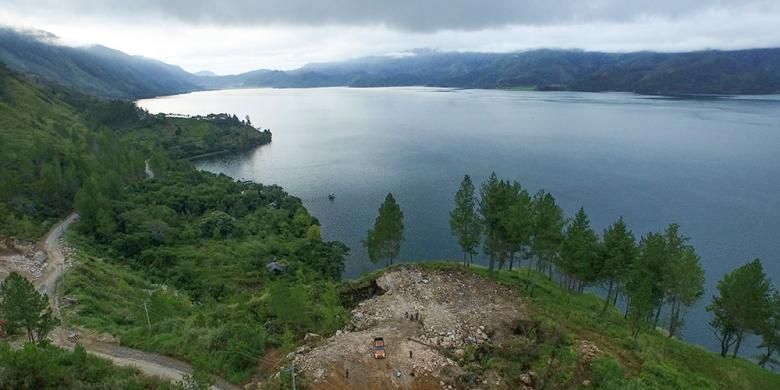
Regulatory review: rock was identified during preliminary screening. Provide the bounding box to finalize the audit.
[304,333,322,343]
[335,330,343,336]
[520,372,534,386]
[34,251,47,264]
[583,379,592,386]
[454,349,465,358]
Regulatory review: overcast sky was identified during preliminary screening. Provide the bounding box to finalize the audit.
[2,1,780,74]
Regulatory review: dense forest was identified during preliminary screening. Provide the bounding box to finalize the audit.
[0,62,269,240]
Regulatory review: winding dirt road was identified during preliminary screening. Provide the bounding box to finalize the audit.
[21,213,238,389]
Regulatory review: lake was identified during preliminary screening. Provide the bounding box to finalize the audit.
[138,87,780,355]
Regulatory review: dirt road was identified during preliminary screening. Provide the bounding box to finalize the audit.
[2,213,238,390]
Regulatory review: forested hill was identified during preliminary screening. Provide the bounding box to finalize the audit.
[0,28,200,99]
[223,48,780,95]
[0,63,270,239]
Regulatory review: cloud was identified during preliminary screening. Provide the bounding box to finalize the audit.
[3,0,780,32]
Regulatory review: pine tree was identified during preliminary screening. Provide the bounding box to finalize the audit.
[758,292,780,368]
[479,173,503,271]
[707,259,773,357]
[364,193,404,266]
[0,272,59,343]
[665,246,705,338]
[625,233,666,328]
[449,175,482,266]
[530,190,564,279]
[504,181,533,271]
[599,217,637,314]
[560,207,600,292]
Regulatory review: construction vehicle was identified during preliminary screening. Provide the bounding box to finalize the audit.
[373,337,386,359]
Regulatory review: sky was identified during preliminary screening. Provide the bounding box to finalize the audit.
[2,1,780,75]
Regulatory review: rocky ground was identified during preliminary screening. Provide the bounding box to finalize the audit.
[289,266,528,390]
[0,238,48,282]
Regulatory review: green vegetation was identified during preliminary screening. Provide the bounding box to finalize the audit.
[364,193,405,266]
[63,167,348,383]
[118,112,271,160]
[449,172,780,369]
[0,343,173,389]
[449,175,482,266]
[0,272,58,343]
[708,259,773,357]
[1,64,327,385]
[0,63,271,241]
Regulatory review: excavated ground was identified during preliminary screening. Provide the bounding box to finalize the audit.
[291,266,528,390]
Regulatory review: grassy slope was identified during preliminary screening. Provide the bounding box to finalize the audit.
[364,263,780,389]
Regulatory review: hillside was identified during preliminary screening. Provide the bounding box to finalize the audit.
[0,63,271,240]
[0,64,344,387]
[222,48,780,95]
[0,28,200,99]
[313,264,780,390]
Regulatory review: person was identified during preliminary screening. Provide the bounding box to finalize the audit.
[405,311,408,319]
[396,369,401,378]
[415,311,419,321]
[409,350,413,359]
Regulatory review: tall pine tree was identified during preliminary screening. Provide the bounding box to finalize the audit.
[449,175,482,266]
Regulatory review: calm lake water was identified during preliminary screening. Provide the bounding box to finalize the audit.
[139,87,780,355]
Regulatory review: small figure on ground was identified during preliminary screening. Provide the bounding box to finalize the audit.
[415,311,419,321]
[346,368,349,380]
[405,311,408,319]
[409,350,413,359]
[396,369,401,378]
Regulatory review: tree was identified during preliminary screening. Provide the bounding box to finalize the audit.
[478,173,503,271]
[599,217,637,314]
[665,246,705,338]
[504,182,533,271]
[707,259,773,357]
[530,190,565,279]
[559,207,600,292]
[449,175,482,266]
[624,233,666,328]
[758,292,780,368]
[0,272,59,343]
[364,193,404,266]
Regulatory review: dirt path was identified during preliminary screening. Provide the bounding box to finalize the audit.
[9,213,238,390]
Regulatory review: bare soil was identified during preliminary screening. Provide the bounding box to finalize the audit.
[291,266,528,390]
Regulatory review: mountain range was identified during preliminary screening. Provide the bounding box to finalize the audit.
[2,27,780,99]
